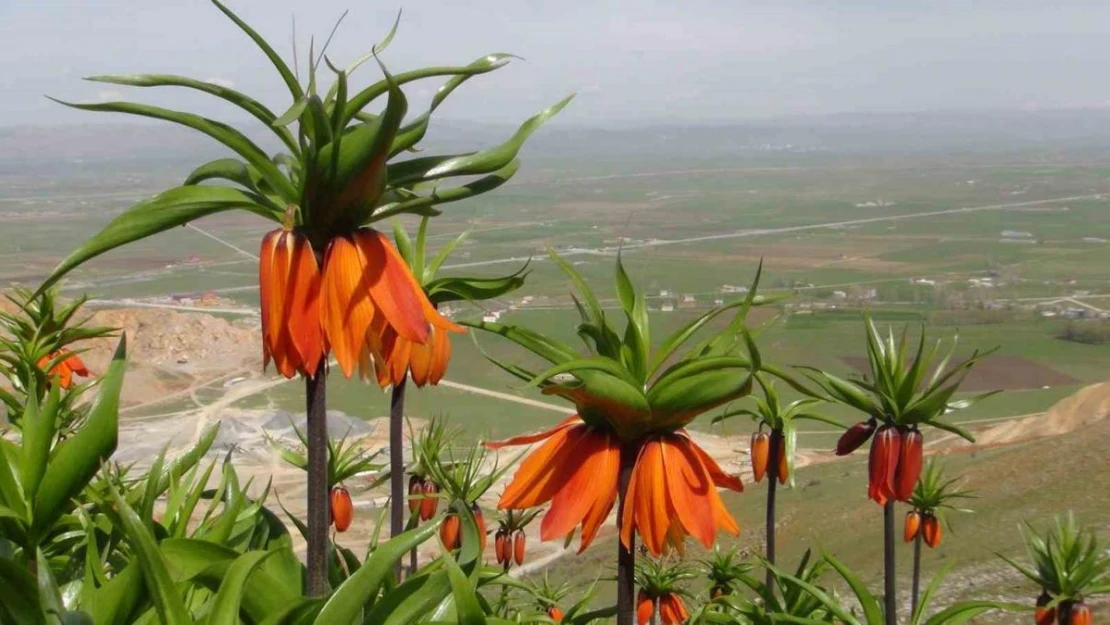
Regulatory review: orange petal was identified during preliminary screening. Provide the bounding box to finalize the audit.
[485,415,582,450]
[499,424,591,509]
[430,328,451,385]
[258,230,280,371]
[625,439,671,556]
[683,431,743,492]
[353,229,429,344]
[663,436,716,550]
[285,233,324,377]
[321,235,376,378]
[408,332,434,387]
[389,336,411,387]
[64,353,90,377]
[576,440,620,551]
[637,592,653,625]
[540,429,617,541]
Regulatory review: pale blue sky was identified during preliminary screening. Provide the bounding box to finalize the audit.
[3,0,1110,126]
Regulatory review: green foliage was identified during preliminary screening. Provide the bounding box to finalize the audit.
[768,552,1019,625]
[467,255,781,439]
[393,217,530,306]
[804,317,998,441]
[1000,513,1110,605]
[38,0,570,294]
[908,459,975,525]
[265,418,387,489]
[713,376,838,488]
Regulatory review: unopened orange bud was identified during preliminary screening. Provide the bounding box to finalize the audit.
[1035,591,1055,625]
[408,475,423,515]
[330,487,353,532]
[440,512,460,550]
[776,435,789,485]
[1069,601,1091,625]
[514,529,526,566]
[420,480,439,521]
[837,420,876,456]
[750,431,770,483]
[904,510,921,542]
[547,606,564,622]
[922,513,942,548]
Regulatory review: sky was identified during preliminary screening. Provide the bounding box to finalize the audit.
[3,0,1110,127]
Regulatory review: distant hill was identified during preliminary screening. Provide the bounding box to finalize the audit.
[6,108,1110,174]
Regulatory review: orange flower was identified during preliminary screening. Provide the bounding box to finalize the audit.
[38,350,91,389]
[487,416,620,552]
[620,432,742,556]
[370,323,455,388]
[320,228,461,380]
[658,593,689,625]
[636,591,654,625]
[488,417,743,557]
[259,229,324,378]
[260,226,462,381]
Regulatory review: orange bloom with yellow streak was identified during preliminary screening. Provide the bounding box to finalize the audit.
[259,227,461,380]
[487,415,743,556]
[38,350,91,389]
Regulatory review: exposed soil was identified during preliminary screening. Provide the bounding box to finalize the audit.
[840,354,1078,392]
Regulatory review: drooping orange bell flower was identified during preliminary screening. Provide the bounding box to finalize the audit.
[478,255,760,557]
[868,425,901,505]
[619,432,742,556]
[259,229,324,379]
[894,428,923,502]
[370,324,454,388]
[260,226,463,381]
[38,350,92,390]
[488,416,621,552]
[658,594,690,625]
[489,417,742,556]
[321,229,462,380]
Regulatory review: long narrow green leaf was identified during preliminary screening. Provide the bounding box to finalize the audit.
[0,555,46,625]
[49,98,295,201]
[20,385,59,503]
[109,483,192,625]
[38,186,276,294]
[372,159,523,222]
[823,552,882,624]
[211,0,303,101]
[85,73,298,153]
[315,520,441,624]
[202,550,276,625]
[419,95,573,181]
[32,337,126,537]
[342,57,515,125]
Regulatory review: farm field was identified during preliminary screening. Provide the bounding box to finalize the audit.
[5,149,1110,443]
